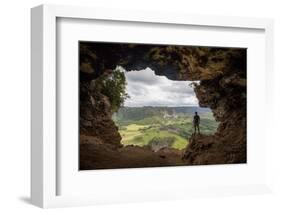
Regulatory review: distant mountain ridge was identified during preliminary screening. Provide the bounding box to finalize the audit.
[122,106,211,113]
[114,106,211,121]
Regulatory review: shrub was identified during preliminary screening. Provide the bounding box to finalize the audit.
[100,67,129,112]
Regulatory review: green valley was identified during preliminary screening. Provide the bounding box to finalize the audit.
[113,106,218,151]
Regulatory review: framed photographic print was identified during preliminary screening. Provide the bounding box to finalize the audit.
[31,4,274,208]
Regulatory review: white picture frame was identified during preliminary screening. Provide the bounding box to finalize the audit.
[31,4,274,208]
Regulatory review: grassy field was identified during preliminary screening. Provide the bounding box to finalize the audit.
[119,124,188,149]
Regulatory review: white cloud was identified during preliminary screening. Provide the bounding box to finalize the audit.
[123,67,199,107]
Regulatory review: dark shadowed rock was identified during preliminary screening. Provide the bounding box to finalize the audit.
[80,79,122,147]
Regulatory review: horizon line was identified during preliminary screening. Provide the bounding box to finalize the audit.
[122,105,204,108]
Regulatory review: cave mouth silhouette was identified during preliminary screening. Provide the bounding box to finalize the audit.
[79,42,247,170]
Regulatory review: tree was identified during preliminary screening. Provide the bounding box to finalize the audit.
[100,67,129,112]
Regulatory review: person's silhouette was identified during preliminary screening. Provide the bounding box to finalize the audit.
[193,111,200,134]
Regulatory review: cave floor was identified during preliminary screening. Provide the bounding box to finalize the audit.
[79,135,187,170]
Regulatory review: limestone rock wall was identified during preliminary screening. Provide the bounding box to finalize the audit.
[79,42,246,163]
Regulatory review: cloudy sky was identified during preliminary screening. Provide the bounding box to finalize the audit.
[121,67,199,107]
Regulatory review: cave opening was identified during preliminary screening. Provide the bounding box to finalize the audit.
[79,42,247,170]
[111,65,219,152]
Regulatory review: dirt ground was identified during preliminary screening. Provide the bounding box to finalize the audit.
[79,135,186,170]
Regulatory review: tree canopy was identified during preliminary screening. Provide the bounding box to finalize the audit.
[100,68,129,112]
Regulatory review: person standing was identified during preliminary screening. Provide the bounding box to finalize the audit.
[193,111,200,134]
